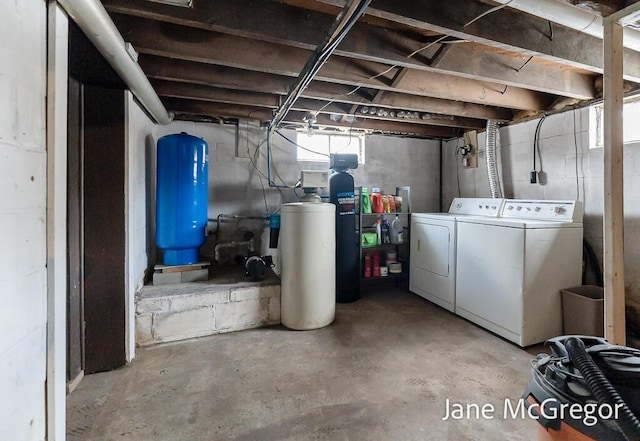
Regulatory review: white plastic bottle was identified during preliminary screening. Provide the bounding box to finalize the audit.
[390,215,403,244]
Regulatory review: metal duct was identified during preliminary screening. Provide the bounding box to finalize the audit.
[492,0,640,52]
[485,120,503,199]
[57,0,172,124]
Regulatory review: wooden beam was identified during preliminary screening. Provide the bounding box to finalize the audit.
[111,14,553,111]
[372,67,409,103]
[140,54,513,121]
[432,44,594,99]
[161,97,457,137]
[103,0,597,99]
[151,80,487,129]
[429,43,453,68]
[603,18,626,344]
[313,0,640,83]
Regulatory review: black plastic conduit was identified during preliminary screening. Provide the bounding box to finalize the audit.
[269,0,371,129]
[565,337,640,441]
[266,0,371,187]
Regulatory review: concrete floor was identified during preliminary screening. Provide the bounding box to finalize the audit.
[67,288,541,440]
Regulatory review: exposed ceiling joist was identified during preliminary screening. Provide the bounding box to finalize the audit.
[140,54,513,121]
[103,0,596,99]
[150,79,488,129]
[312,0,640,82]
[111,13,553,111]
[100,0,640,135]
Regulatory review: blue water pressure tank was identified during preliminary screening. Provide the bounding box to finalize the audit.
[156,132,209,266]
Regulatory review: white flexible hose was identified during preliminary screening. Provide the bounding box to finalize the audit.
[491,0,640,52]
[486,120,503,199]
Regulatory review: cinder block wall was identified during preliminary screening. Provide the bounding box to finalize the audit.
[0,1,48,439]
[441,108,640,321]
[149,121,443,258]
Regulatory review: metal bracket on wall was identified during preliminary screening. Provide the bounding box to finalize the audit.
[462,130,478,168]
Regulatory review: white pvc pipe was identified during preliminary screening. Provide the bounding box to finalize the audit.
[57,0,172,124]
[493,0,640,52]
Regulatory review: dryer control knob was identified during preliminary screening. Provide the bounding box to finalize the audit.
[554,206,566,214]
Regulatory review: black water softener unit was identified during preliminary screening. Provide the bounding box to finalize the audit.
[329,154,360,303]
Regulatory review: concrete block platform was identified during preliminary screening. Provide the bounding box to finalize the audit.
[136,267,280,346]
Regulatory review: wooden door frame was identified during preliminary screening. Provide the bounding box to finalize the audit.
[66,76,85,391]
[46,3,69,440]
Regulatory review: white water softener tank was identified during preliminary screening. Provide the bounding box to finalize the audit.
[280,202,336,330]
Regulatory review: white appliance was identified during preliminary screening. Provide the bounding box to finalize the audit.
[455,200,583,346]
[280,202,336,330]
[410,198,505,312]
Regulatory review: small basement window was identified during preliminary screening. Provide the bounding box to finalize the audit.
[296,131,365,163]
[589,96,640,149]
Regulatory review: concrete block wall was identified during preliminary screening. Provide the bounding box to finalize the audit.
[135,283,280,345]
[0,1,48,439]
[441,108,640,310]
[153,121,442,251]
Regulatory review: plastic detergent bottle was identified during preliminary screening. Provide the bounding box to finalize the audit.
[390,215,404,244]
[371,187,384,213]
[361,187,372,214]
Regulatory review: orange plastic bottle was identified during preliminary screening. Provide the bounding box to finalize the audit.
[371,187,384,213]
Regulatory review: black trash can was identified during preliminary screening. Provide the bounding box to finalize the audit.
[523,336,640,441]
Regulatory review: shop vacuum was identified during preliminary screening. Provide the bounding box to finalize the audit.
[524,336,640,440]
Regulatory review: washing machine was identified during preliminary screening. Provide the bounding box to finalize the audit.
[455,200,583,346]
[410,198,505,312]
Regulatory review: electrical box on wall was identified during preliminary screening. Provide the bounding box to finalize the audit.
[461,130,478,169]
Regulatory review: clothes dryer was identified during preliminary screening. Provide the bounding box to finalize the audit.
[410,198,505,312]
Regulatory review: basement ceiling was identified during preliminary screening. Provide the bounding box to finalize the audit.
[102,0,640,137]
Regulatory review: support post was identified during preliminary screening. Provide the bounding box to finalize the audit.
[603,19,626,345]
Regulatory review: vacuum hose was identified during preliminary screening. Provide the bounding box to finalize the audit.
[485,120,503,198]
[564,337,640,440]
